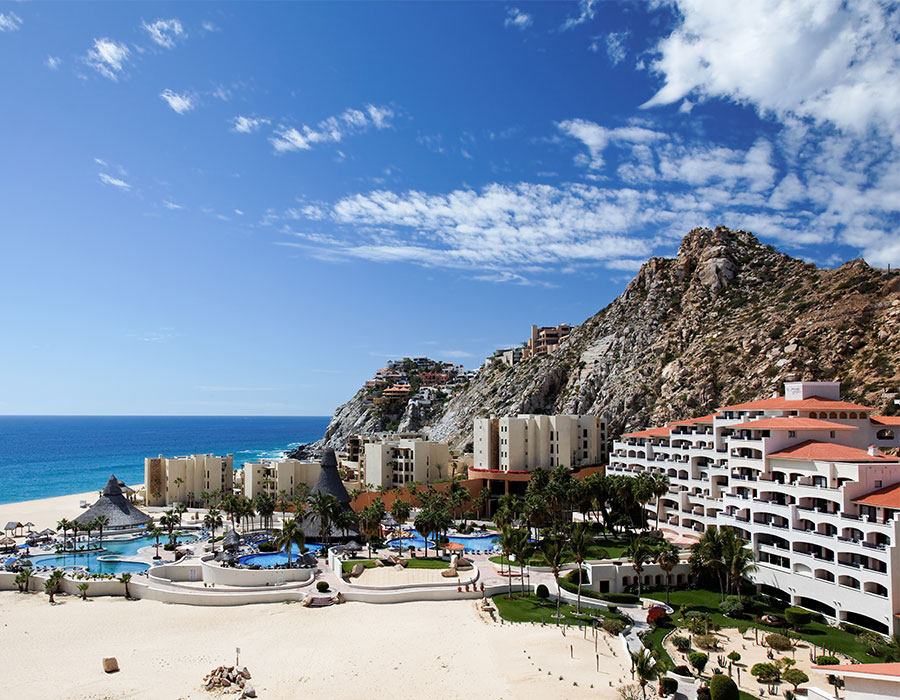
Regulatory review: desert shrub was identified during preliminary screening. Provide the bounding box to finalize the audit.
[726,651,741,663]
[750,662,779,681]
[659,677,678,697]
[602,618,626,636]
[316,580,329,593]
[766,633,793,651]
[709,673,739,700]
[694,634,719,650]
[784,606,813,628]
[782,669,809,690]
[719,596,744,617]
[257,541,276,553]
[536,584,549,601]
[566,568,589,584]
[839,622,866,635]
[672,665,691,677]
[696,686,711,700]
[678,604,693,619]
[686,612,713,635]
[689,652,709,674]
[601,592,639,604]
[671,635,691,652]
[816,655,839,665]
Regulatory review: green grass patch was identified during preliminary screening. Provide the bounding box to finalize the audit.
[341,559,378,573]
[644,588,876,663]
[406,558,450,569]
[492,593,626,626]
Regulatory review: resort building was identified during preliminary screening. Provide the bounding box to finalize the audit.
[363,435,451,489]
[473,414,608,473]
[144,453,234,507]
[608,381,900,635]
[243,459,321,500]
[812,662,900,699]
[527,323,573,356]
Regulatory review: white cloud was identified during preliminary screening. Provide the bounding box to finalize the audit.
[644,0,900,139]
[234,209,244,216]
[142,19,184,49]
[557,118,666,169]
[98,173,131,190]
[0,12,22,32]
[562,0,597,30]
[605,32,628,65]
[85,38,130,81]
[270,104,394,153]
[231,115,270,133]
[201,21,219,33]
[45,56,62,70]
[160,89,196,114]
[163,200,183,210]
[504,8,533,30]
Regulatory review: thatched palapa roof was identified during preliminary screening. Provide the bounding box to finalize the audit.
[73,475,151,529]
[302,448,359,542]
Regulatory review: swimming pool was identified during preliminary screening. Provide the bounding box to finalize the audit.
[28,534,195,575]
[238,543,324,568]
[386,530,500,552]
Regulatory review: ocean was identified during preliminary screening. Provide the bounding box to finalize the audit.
[0,416,330,505]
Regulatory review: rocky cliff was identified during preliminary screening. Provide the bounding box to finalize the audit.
[317,227,900,452]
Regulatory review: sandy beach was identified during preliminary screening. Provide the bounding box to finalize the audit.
[1,593,630,700]
[0,489,108,534]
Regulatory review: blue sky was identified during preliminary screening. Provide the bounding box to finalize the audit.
[1,1,897,416]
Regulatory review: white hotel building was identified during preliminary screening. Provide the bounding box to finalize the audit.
[608,381,900,636]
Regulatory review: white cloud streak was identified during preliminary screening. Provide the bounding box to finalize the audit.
[45,56,62,70]
[270,104,394,153]
[85,38,130,81]
[142,19,184,49]
[232,115,270,133]
[98,173,131,190]
[0,12,22,32]
[160,89,196,114]
[504,8,533,30]
[562,0,597,30]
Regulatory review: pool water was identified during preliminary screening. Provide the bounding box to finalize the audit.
[386,530,500,552]
[29,534,196,575]
[239,543,324,568]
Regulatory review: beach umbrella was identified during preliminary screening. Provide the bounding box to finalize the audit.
[382,514,398,528]
[39,528,56,537]
[221,530,241,550]
[0,536,15,546]
[16,558,33,570]
[344,540,362,552]
[214,550,236,563]
[444,542,465,551]
[23,522,35,532]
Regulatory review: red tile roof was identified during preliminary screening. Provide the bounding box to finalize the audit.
[622,426,671,439]
[670,414,717,426]
[812,662,900,679]
[729,417,857,431]
[872,416,900,426]
[768,440,898,463]
[853,482,900,508]
[718,395,872,411]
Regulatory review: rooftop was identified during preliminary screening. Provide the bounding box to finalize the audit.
[872,416,900,426]
[622,427,671,439]
[853,481,900,509]
[728,417,857,431]
[718,395,872,412]
[768,440,898,463]
[812,662,900,680]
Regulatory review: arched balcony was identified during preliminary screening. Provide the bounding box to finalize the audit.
[838,575,860,589]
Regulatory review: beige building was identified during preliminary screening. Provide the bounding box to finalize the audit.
[144,453,234,507]
[242,459,321,500]
[364,436,451,489]
[528,323,572,356]
[473,414,608,473]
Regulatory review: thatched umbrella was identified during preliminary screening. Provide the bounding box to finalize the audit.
[23,522,35,533]
[344,540,362,552]
[214,550,236,564]
[221,530,241,551]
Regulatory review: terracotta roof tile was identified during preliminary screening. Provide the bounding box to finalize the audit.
[729,417,857,431]
[622,426,671,439]
[718,395,872,411]
[768,440,897,463]
[853,482,900,508]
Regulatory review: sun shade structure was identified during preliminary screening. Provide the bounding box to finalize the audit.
[4,522,23,536]
[302,448,359,541]
[221,530,242,550]
[73,475,152,530]
[443,542,466,551]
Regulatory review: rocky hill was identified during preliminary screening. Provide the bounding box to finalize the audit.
[316,227,900,453]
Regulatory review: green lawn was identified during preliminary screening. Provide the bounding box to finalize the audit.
[492,593,625,627]
[341,557,449,572]
[489,538,629,567]
[644,588,878,663]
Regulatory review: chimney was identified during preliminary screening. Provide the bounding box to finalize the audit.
[868,445,880,457]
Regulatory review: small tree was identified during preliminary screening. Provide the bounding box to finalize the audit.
[816,655,839,665]
[658,677,678,697]
[766,633,793,652]
[118,572,132,599]
[750,662,779,682]
[77,582,89,600]
[689,652,709,676]
[709,673,739,700]
[719,595,743,617]
[782,669,809,691]
[726,651,741,664]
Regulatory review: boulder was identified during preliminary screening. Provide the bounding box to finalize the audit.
[242,685,257,698]
[102,657,119,674]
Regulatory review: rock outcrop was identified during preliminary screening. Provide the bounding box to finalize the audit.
[317,227,900,451]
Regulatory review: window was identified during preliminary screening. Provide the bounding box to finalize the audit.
[788,431,796,438]
[875,480,882,488]
[830,431,835,438]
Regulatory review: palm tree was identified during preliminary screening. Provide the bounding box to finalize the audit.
[724,533,757,601]
[148,525,163,559]
[56,518,70,549]
[569,522,603,613]
[159,510,179,549]
[255,493,276,534]
[44,570,63,603]
[625,536,652,598]
[203,508,223,552]
[655,541,681,605]
[478,486,490,519]
[307,492,341,549]
[334,507,358,540]
[414,509,435,558]
[651,473,670,532]
[94,515,109,546]
[514,529,535,595]
[541,535,566,620]
[694,527,727,600]
[499,525,518,598]
[77,582,89,600]
[118,572,132,599]
[630,647,658,700]
[390,499,412,556]
[358,505,382,557]
[220,493,240,531]
[274,518,305,568]
[173,476,184,501]
[277,489,289,520]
